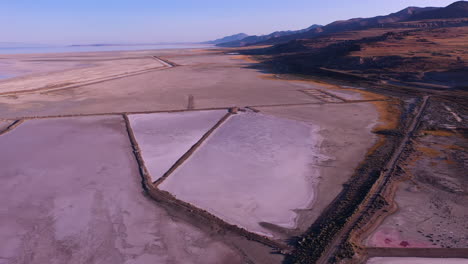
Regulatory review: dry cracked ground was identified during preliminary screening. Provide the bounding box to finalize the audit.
[0,48,466,264]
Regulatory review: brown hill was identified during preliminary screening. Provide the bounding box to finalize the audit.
[202,33,249,45]
[408,1,468,20]
[216,25,322,47]
[222,2,468,47]
[220,6,439,47]
[242,23,468,89]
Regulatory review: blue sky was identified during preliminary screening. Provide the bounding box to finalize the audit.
[0,0,458,44]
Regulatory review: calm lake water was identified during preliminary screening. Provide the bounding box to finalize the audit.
[0,44,212,55]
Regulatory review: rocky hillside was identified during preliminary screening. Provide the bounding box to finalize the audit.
[242,24,468,89]
[409,1,468,20]
[215,25,322,47]
[202,33,249,45]
[219,1,468,47]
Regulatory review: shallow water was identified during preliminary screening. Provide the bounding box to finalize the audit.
[0,44,212,55]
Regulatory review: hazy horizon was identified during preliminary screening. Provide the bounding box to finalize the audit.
[1,0,459,45]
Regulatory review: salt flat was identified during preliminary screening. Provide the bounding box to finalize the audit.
[0,53,165,94]
[129,110,227,182]
[160,111,323,237]
[0,48,385,263]
[0,116,240,264]
[367,257,468,264]
[257,103,380,231]
[0,50,323,119]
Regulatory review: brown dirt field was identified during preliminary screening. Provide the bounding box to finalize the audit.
[421,130,457,137]
[362,104,468,251]
[350,27,468,61]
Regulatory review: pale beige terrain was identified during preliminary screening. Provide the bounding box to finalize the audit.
[157,103,380,239]
[257,103,380,231]
[0,49,322,118]
[129,110,227,182]
[0,52,166,95]
[0,117,241,264]
[160,111,323,238]
[0,48,385,263]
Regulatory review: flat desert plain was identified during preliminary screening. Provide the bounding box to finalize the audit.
[159,111,322,237]
[0,116,241,264]
[0,48,398,263]
[129,110,228,182]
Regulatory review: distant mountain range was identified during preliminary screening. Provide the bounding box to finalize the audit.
[408,0,468,20]
[201,33,249,45]
[209,1,468,47]
[215,24,322,47]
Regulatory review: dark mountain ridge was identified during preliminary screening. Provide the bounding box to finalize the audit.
[409,1,468,20]
[202,33,249,45]
[245,6,441,46]
[215,24,322,47]
[217,1,468,47]
[238,2,468,89]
